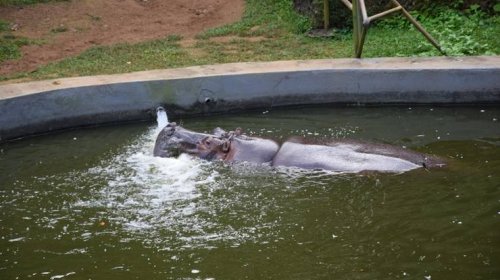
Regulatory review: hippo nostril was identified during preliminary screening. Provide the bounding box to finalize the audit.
[222,140,230,152]
[204,97,212,104]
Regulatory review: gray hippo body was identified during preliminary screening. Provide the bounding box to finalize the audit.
[273,141,420,172]
[153,123,445,173]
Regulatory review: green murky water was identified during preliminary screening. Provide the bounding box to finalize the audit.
[0,106,499,279]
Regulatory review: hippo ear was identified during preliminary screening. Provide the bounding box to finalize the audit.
[222,140,231,153]
[234,127,243,136]
[213,127,227,138]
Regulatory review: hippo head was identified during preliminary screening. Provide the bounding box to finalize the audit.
[153,123,212,158]
[153,124,279,164]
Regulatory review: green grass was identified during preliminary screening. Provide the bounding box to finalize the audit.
[198,0,311,39]
[0,20,42,63]
[0,20,8,32]
[375,5,500,56]
[0,1,499,82]
[24,35,189,79]
[0,35,29,62]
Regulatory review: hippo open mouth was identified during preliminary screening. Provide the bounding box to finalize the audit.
[153,122,212,158]
[159,142,198,158]
[180,142,199,156]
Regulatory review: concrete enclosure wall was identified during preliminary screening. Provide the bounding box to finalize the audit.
[1,56,499,142]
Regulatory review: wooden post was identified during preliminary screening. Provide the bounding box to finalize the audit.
[352,0,366,58]
[323,0,330,29]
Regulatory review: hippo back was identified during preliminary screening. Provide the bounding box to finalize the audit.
[228,137,280,164]
[273,141,422,173]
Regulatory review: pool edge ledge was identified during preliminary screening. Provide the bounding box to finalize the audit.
[1,56,500,142]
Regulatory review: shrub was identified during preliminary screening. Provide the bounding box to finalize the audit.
[294,0,499,29]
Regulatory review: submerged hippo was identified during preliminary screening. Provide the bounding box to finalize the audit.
[153,123,445,173]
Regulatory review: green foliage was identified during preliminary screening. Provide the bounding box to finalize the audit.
[427,8,489,55]
[0,41,20,61]
[0,20,38,63]
[0,35,30,62]
[296,0,499,30]
[0,20,9,32]
[199,0,312,39]
[375,6,497,56]
[494,3,500,13]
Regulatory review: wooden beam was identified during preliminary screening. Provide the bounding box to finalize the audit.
[368,6,402,22]
[340,0,352,11]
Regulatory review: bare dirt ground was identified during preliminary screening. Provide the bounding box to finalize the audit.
[0,0,244,76]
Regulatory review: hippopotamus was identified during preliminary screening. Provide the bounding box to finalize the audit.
[153,123,279,163]
[153,123,445,173]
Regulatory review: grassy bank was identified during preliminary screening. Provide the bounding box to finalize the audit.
[1,0,499,82]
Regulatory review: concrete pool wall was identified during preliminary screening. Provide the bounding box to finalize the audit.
[1,56,499,142]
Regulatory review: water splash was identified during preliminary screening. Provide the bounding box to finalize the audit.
[156,107,169,129]
[85,126,214,206]
[77,126,234,248]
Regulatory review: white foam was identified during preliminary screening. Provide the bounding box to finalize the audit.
[77,127,227,245]
[120,152,206,205]
[50,272,76,280]
[8,237,25,242]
